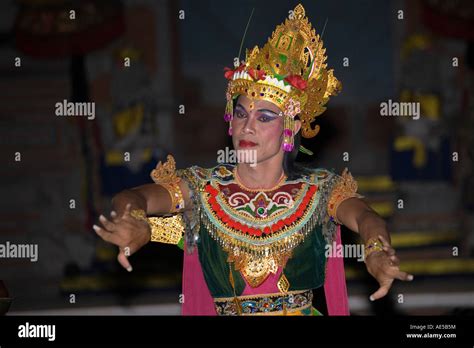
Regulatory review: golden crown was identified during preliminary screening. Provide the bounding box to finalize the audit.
[224,3,341,139]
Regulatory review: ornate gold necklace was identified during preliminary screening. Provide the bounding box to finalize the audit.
[233,166,287,193]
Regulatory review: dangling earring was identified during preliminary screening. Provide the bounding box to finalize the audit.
[282,99,300,152]
[224,88,233,136]
[282,115,295,152]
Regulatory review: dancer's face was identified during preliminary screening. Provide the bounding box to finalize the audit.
[231,95,301,165]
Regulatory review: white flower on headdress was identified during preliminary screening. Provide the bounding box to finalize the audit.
[284,98,301,118]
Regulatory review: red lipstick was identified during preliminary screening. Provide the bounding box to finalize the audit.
[239,140,257,147]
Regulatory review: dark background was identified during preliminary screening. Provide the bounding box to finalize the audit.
[0,0,473,315]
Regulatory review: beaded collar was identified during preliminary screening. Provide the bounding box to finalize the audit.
[195,163,335,287]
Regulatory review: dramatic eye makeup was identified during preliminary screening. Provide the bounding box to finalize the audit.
[234,104,247,118]
[256,109,278,122]
[234,104,279,122]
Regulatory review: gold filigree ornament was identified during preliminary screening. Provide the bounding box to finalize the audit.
[226,249,292,287]
[327,168,364,224]
[277,273,290,293]
[150,154,185,213]
[147,214,185,245]
[242,253,279,287]
[223,3,342,148]
[150,154,179,184]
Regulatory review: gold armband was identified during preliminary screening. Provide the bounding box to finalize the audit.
[148,215,185,249]
[327,168,363,224]
[160,182,185,213]
[150,154,185,213]
[364,237,384,261]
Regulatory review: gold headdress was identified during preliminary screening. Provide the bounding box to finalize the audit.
[223,3,341,152]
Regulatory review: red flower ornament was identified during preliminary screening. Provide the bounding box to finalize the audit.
[224,63,246,80]
[284,74,308,91]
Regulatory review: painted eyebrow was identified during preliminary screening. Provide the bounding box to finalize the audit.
[235,104,279,116]
[257,109,279,116]
[235,103,247,111]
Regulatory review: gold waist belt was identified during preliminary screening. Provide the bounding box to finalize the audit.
[213,289,313,316]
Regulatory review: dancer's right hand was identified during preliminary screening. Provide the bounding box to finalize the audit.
[93,203,151,272]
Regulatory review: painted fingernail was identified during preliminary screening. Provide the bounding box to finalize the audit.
[111,211,117,217]
[92,224,100,231]
[408,275,414,281]
[369,295,374,301]
[126,266,133,272]
[99,215,106,220]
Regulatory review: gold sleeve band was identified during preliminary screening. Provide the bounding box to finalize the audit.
[148,215,185,247]
[150,154,185,213]
[327,168,363,224]
[130,209,184,249]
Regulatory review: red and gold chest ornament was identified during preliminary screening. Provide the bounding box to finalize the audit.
[199,165,334,287]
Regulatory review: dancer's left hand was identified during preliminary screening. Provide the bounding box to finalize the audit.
[364,235,414,301]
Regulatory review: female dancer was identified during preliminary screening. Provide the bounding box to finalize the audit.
[94,4,413,315]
